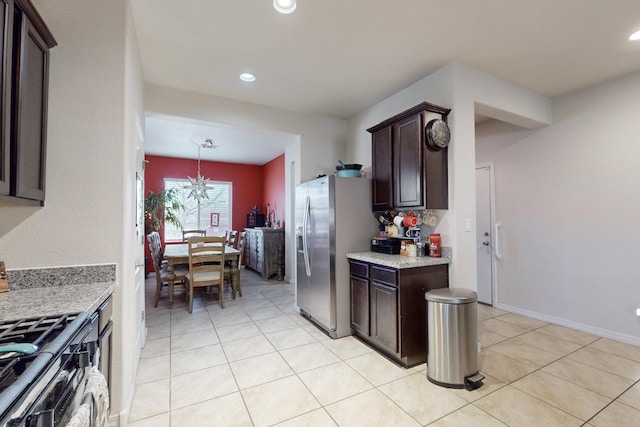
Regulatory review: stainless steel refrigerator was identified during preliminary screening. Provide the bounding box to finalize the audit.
[295,175,378,338]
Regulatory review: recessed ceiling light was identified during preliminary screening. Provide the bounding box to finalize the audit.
[273,0,296,14]
[629,30,640,41]
[239,73,256,82]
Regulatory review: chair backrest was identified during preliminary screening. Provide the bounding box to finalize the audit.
[236,231,247,264]
[226,230,238,247]
[147,232,162,263]
[187,236,226,288]
[147,232,165,288]
[183,229,206,242]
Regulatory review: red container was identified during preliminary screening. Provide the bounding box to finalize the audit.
[429,233,441,257]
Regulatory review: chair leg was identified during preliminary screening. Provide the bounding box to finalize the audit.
[154,281,162,308]
[219,283,225,309]
[188,283,194,313]
[236,277,242,298]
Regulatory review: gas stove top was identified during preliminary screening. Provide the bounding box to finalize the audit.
[0,312,93,426]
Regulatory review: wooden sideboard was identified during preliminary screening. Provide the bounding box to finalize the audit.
[244,228,285,280]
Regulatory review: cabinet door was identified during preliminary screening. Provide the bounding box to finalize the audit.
[256,231,265,277]
[370,281,398,353]
[13,13,49,201]
[371,126,393,211]
[246,231,257,270]
[393,112,424,208]
[350,275,369,335]
[0,0,12,195]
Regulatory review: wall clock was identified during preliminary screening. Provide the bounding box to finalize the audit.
[425,119,450,150]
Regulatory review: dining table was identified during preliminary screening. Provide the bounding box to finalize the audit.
[163,243,241,308]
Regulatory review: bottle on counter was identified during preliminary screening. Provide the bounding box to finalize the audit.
[429,233,441,257]
[265,203,271,227]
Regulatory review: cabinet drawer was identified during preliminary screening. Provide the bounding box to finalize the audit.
[349,261,369,279]
[371,265,397,286]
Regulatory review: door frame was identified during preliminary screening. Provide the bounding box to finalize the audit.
[476,162,498,306]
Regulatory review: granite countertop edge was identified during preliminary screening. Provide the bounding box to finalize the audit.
[347,252,451,269]
[0,281,116,322]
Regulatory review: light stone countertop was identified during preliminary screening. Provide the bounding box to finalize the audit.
[347,252,451,269]
[0,281,115,321]
[1,264,116,321]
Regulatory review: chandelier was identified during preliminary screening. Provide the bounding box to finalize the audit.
[185,138,216,200]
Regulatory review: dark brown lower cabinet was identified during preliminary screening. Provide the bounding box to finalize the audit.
[370,281,397,353]
[350,275,369,335]
[349,259,449,368]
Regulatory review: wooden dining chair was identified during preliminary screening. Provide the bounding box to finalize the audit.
[147,233,188,307]
[182,229,206,242]
[225,230,238,247]
[225,231,246,297]
[186,236,226,313]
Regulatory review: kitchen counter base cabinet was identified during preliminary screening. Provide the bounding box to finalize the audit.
[349,274,369,336]
[245,228,285,280]
[349,260,449,368]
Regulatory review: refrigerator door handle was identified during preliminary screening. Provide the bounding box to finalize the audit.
[302,195,311,277]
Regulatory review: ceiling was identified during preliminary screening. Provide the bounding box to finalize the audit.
[132,0,640,164]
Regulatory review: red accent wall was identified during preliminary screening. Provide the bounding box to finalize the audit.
[144,155,264,272]
[263,154,285,227]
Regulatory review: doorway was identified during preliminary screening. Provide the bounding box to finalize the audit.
[476,164,495,305]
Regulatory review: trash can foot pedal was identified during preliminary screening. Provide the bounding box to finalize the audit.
[464,373,485,390]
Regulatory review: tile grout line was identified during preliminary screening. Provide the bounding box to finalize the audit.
[480,314,638,425]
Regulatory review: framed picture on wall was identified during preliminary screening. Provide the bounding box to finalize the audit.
[210,213,220,227]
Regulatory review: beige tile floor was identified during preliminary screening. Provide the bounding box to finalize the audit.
[128,270,640,426]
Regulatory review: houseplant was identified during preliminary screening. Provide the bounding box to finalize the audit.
[144,187,185,234]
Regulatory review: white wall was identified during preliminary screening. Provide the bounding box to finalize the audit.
[476,71,640,344]
[123,1,147,423]
[347,62,551,292]
[144,84,348,183]
[143,84,349,281]
[0,0,144,423]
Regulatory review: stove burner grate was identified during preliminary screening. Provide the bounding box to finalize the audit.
[0,314,81,395]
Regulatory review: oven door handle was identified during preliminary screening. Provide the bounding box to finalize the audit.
[0,343,38,354]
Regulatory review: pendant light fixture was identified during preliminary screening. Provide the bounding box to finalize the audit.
[273,0,296,14]
[185,138,216,201]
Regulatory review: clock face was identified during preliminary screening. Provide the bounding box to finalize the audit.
[426,119,450,150]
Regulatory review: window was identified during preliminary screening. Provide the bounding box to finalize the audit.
[163,178,232,241]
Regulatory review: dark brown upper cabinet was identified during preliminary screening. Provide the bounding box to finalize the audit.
[0,0,56,206]
[368,102,450,211]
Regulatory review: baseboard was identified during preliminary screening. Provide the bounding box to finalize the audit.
[494,302,640,347]
[109,412,121,427]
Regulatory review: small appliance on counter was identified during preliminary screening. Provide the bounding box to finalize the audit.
[246,212,265,228]
[371,237,401,254]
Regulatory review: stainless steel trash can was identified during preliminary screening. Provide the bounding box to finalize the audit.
[425,288,484,390]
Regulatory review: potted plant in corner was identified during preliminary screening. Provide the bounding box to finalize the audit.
[144,187,185,234]
[144,188,185,274]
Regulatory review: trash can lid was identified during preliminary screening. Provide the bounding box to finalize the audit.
[425,287,477,304]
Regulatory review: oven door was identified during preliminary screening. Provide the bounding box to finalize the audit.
[12,313,100,427]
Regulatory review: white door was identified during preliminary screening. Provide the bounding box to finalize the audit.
[476,165,493,305]
[135,173,147,352]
